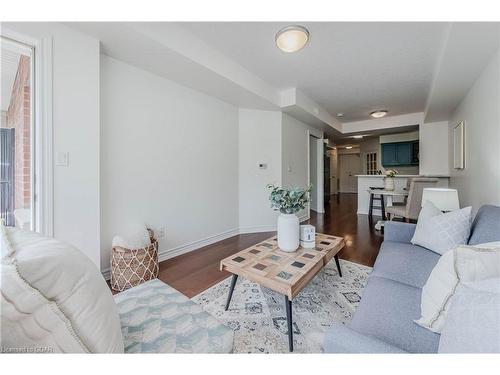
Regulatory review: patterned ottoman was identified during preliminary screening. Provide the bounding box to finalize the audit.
[115,279,234,353]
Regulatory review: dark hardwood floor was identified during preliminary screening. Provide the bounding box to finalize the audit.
[307,193,384,268]
[157,193,383,298]
[158,231,273,298]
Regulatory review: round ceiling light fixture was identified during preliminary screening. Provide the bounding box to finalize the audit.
[370,110,388,118]
[275,25,310,53]
[345,146,353,149]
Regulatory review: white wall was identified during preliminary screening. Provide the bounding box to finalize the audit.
[379,131,419,144]
[309,137,325,212]
[238,109,282,232]
[419,121,449,176]
[448,50,500,213]
[100,56,239,271]
[3,22,101,267]
[281,113,323,218]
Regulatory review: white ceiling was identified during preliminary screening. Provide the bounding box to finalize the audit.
[68,21,499,136]
[182,22,448,122]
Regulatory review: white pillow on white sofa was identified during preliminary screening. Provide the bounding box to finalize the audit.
[411,202,472,255]
[1,224,124,353]
[415,243,500,333]
[438,278,500,353]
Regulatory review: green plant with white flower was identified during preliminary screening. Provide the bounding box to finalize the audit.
[267,184,312,214]
[384,169,398,178]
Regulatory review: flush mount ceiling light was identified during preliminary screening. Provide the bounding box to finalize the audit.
[275,25,310,53]
[370,110,388,118]
[336,112,344,118]
[352,135,364,139]
[345,146,353,149]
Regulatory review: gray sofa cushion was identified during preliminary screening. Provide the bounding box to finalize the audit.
[350,276,440,353]
[324,323,407,353]
[384,221,417,243]
[468,205,500,245]
[372,241,440,288]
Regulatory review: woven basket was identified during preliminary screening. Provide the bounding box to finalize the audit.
[110,229,159,292]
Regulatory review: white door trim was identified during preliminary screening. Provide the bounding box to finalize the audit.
[1,29,54,236]
[308,133,325,213]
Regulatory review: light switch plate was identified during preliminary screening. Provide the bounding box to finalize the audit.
[55,152,69,166]
[156,225,166,239]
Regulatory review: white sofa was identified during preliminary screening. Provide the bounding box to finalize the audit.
[0,225,233,353]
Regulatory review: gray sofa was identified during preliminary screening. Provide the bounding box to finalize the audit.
[324,205,500,353]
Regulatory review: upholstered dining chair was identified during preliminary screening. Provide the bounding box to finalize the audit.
[386,178,439,222]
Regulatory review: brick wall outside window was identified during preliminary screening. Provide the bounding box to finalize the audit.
[1,55,31,211]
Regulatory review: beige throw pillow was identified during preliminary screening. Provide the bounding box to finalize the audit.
[415,243,500,333]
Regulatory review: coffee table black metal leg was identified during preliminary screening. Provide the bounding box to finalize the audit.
[224,274,238,311]
[334,254,342,277]
[285,295,293,352]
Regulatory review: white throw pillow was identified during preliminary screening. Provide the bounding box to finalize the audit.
[438,279,500,353]
[411,202,472,255]
[415,243,500,333]
[112,224,150,249]
[1,225,124,353]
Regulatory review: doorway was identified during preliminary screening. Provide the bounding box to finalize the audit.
[309,135,324,213]
[338,153,361,193]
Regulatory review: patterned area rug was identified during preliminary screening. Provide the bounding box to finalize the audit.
[191,259,372,353]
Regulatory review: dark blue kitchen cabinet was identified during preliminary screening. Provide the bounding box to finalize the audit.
[381,143,397,166]
[396,142,412,165]
[381,141,418,166]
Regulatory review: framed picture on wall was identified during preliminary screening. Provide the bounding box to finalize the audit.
[453,121,465,169]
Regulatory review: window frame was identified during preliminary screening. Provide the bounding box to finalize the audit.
[366,151,378,175]
[1,30,53,236]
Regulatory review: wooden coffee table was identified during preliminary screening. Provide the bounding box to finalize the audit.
[220,233,345,352]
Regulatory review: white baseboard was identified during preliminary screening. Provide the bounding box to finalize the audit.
[299,213,310,223]
[102,214,312,280]
[239,224,276,234]
[238,214,310,234]
[357,209,382,216]
[101,227,239,280]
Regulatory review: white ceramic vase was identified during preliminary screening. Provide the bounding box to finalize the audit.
[384,177,395,191]
[277,213,300,252]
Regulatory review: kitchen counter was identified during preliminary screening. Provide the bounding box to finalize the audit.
[356,175,450,216]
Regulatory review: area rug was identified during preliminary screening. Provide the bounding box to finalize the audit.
[191,259,372,353]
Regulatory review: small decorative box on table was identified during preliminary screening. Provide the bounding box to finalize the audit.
[220,233,345,352]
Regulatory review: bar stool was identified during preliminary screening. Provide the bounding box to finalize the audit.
[368,187,386,220]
